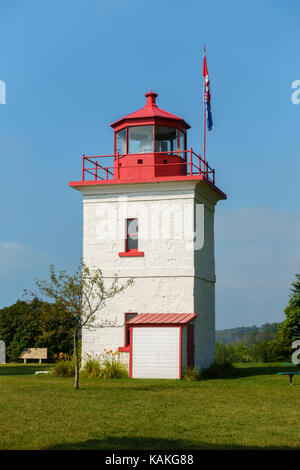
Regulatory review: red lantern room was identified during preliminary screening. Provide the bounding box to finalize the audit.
[110,90,190,180]
[70,90,225,198]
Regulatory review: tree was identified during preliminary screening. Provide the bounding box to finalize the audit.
[0,298,74,361]
[28,262,133,390]
[279,272,300,348]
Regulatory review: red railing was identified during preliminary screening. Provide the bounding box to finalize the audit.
[82,148,215,184]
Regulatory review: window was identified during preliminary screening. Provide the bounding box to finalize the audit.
[116,128,127,154]
[119,218,144,257]
[155,126,178,154]
[128,125,153,154]
[179,131,186,152]
[126,218,138,251]
[125,313,138,346]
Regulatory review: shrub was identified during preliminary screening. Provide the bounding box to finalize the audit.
[215,341,252,364]
[182,366,201,381]
[253,339,290,362]
[81,350,128,379]
[215,342,236,364]
[81,354,102,378]
[99,354,128,379]
[52,360,75,377]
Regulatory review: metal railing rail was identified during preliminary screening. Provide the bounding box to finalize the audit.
[81,148,215,185]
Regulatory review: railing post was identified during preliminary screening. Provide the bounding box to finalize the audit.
[117,152,119,180]
[95,161,98,181]
[213,168,215,184]
[82,154,85,181]
[190,147,193,176]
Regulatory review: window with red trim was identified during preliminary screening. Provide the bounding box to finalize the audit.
[119,218,144,257]
[125,313,138,346]
[126,218,138,251]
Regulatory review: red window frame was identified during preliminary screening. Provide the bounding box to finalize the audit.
[124,312,138,346]
[126,218,138,252]
[119,218,144,257]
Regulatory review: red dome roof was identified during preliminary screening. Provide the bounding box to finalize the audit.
[110,91,190,129]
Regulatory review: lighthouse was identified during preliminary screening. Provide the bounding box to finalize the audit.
[70,91,226,379]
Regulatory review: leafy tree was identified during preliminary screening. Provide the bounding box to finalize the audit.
[253,339,289,362]
[36,302,75,359]
[279,272,300,348]
[29,262,133,390]
[0,298,74,361]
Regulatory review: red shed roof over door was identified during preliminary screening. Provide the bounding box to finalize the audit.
[128,313,197,325]
[110,91,190,130]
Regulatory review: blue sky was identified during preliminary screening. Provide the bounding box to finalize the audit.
[0,0,299,329]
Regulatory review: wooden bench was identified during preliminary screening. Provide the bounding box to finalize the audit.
[19,348,47,364]
[277,363,300,385]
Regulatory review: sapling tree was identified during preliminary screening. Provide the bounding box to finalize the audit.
[27,261,133,390]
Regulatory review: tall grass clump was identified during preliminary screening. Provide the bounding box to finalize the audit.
[52,359,75,377]
[81,354,102,378]
[51,343,82,378]
[182,366,201,381]
[81,350,128,379]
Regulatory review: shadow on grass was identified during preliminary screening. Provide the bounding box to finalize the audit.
[233,364,298,379]
[0,365,52,376]
[44,436,299,451]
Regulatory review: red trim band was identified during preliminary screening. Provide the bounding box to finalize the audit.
[118,346,130,352]
[119,251,144,257]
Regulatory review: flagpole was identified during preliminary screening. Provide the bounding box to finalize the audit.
[203,45,206,165]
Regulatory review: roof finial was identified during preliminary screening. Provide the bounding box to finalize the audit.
[145,90,158,107]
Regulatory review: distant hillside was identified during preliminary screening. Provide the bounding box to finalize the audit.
[216,322,281,345]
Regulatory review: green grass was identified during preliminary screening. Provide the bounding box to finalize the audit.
[0,362,299,450]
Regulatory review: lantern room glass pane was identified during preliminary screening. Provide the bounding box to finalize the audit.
[128,126,153,154]
[180,131,186,151]
[155,126,178,153]
[116,128,127,154]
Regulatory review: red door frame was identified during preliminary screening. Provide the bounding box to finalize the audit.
[187,323,194,368]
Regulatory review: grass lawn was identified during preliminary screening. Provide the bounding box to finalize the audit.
[0,362,299,450]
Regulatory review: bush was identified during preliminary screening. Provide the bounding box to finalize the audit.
[182,366,201,381]
[52,359,75,377]
[81,350,128,379]
[215,342,236,364]
[215,341,250,364]
[81,354,102,378]
[253,339,290,362]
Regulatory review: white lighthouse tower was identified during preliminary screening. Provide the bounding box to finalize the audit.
[70,91,226,379]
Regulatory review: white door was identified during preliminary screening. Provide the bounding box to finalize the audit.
[132,327,180,379]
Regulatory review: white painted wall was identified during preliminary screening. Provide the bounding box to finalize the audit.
[74,180,223,373]
[132,327,180,379]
